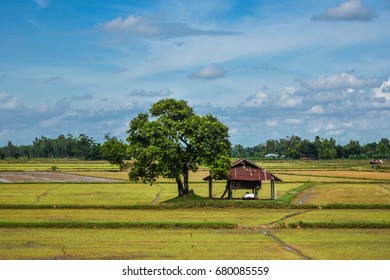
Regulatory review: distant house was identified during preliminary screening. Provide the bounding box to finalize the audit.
[265,153,279,159]
[299,154,315,160]
[221,159,282,200]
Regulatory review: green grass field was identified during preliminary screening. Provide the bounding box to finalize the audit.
[0,158,389,260]
[0,159,118,172]
[0,228,302,260]
[292,183,390,205]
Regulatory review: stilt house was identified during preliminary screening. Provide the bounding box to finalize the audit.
[221,159,282,199]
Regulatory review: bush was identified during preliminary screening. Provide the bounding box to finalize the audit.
[348,154,368,160]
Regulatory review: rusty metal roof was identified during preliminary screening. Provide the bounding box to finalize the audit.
[228,159,281,182]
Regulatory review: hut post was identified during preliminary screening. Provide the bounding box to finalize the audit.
[271,180,277,200]
[208,177,213,198]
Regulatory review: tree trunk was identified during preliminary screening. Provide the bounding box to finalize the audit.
[183,170,189,196]
[208,171,213,198]
[176,169,190,197]
[176,177,185,197]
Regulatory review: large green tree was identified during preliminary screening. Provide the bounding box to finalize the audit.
[126,98,231,197]
[100,134,128,171]
[314,136,337,159]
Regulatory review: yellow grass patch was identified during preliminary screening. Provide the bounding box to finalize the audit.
[284,170,390,181]
[293,183,390,205]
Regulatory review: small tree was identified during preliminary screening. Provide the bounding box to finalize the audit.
[100,134,128,171]
[127,98,231,197]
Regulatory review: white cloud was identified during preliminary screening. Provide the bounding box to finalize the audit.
[242,91,268,107]
[279,86,303,108]
[307,105,325,114]
[99,120,114,128]
[265,120,278,127]
[39,117,63,128]
[0,92,23,111]
[0,128,10,140]
[98,15,237,39]
[190,64,226,80]
[341,121,354,129]
[98,15,160,37]
[297,73,370,91]
[373,77,390,101]
[128,88,172,97]
[242,86,303,109]
[312,0,375,21]
[326,123,337,130]
[285,119,304,125]
[309,126,320,134]
[34,0,50,9]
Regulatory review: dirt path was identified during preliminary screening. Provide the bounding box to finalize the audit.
[378,185,390,192]
[262,230,311,260]
[262,210,314,227]
[0,172,124,183]
[36,186,62,202]
[151,185,163,204]
[297,187,315,204]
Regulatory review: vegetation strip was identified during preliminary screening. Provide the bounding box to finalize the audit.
[0,202,389,210]
[0,221,236,229]
[288,221,390,229]
[265,209,315,226]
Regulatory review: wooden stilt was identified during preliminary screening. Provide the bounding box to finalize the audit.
[274,181,277,199]
[208,177,213,198]
[271,180,276,200]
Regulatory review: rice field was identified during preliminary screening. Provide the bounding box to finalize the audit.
[1,227,388,260]
[272,229,390,260]
[1,208,388,227]
[0,228,302,260]
[0,159,118,172]
[0,158,390,260]
[281,170,390,181]
[292,183,390,205]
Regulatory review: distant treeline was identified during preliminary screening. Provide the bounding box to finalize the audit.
[1,134,389,160]
[0,134,102,160]
[232,135,390,160]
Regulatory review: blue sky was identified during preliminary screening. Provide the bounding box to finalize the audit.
[1,0,390,147]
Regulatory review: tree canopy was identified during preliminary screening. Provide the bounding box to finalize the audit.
[126,98,231,197]
[100,134,128,170]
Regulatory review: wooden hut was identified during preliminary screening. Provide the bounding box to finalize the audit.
[221,159,282,200]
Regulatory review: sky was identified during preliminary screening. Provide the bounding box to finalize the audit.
[1,0,390,147]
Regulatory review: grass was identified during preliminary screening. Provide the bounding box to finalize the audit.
[0,208,303,227]
[0,228,300,260]
[0,159,118,172]
[272,229,390,260]
[2,208,389,229]
[281,170,390,181]
[283,209,390,224]
[0,183,163,205]
[0,227,388,260]
[292,183,390,205]
[0,181,302,206]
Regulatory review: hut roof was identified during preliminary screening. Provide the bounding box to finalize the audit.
[228,159,282,182]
